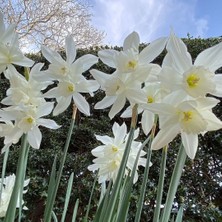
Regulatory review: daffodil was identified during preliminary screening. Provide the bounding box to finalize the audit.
[159,32,222,98]
[88,122,147,183]
[0,174,30,218]
[2,64,49,107]
[121,82,165,135]
[41,35,99,115]
[0,102,60,149]
[98,31,166,82]
[146,91,222,159]
[0,12,34,74]
[91,69,147,119]
[91,31,166,119]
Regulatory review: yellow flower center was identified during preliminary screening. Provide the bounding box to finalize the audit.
[26,117,34,124]
[182,111,193,122]
[67,83,75,92]
[127,60,137,70]
[60,66,67,75]
[147,96,154,103]
[186,74,200,88]
[112,146,118,152]
[111,160,120,168]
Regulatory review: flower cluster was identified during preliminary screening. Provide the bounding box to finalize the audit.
[0,13,99,151]
[91,31,222,161]
[0,174,29,218]
[88,122,147,183]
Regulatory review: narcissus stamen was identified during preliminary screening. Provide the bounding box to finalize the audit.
[67,83,75,92]
[127,60,137,70]
[182,111,193,122]
[186,74,200,88]
[147,96,154,103]
[112,146,118,152]
[26,116,34,124]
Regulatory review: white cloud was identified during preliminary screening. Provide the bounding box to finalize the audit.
[91,0,209,46]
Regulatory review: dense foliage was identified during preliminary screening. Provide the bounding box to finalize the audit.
[0,37,222,221]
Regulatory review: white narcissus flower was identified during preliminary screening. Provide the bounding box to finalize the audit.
[0,13,34,74]
[121,82,165,135]
[159,32,222,98]
[0,174,30,218]
[2,64,50,107]
[91,70,147,119]
[146,91,222,159]
[0,102,60,149]
[41,35,99,116]
[98,31,166,82]
[88,122,147,183]
[91,31,166,119]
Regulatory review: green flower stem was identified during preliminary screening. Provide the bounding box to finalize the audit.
[134,117,157,222]
[44,104,77,222]
[0,148,9,201]
[4,134,29,222]
[153,146,168,222]
[160,144,187,222]
[105,104,138,222]
[83,171,98,222]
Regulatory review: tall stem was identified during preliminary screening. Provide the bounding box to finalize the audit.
[105,104,138,222]
[4,134,29,222]
[153,146,168,222]
[160,144,187,222]
[44,104,77,222]
[134,117,157,222]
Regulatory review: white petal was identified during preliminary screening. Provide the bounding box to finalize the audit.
[90,69,111,87]
[36,102,54,118]
[181,132,198,159]
[73,93,90,116]
[139,37,167,63]
[113,122,127,144]
[73,54,98,74]
[98,49,118,68]
[65,35,76,64]
[141,110,155,135]
[213,74,222,97]
[41,45,63,64]
[158,66,183,91]
[109,95,126,119]
[126,89,147,104]
[201,110,222,131]
[195,42,222,72]
[145,103,176,115]
[37,119,60,129]
[121,106,132,118]
[13,56,34,67]
[151,125,179,150]
[123,31,140,51]
[27,127,42,149]
[95,135,113,145]
[53,97,72,115]
[167,32,192,72]
[95,96,116,109]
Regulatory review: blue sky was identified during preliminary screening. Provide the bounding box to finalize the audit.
[90,0,222,46]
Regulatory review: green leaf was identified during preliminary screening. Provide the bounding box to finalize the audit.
[61,172,74,222]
